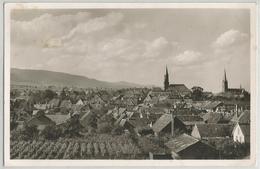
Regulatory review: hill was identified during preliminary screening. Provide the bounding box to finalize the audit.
[11,68,144,89]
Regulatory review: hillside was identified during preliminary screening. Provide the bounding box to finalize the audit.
[11,68,144,89]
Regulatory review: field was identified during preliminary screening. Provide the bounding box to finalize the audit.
[10,135,143,159]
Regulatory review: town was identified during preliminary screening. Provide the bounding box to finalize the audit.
[10,67,250,160]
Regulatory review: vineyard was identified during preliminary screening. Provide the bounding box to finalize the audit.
[10,134,145,159]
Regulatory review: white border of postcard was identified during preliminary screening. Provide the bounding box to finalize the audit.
[4,2,257,167]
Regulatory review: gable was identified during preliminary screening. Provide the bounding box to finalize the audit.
[152,114,172,133]
[191,125,201,139]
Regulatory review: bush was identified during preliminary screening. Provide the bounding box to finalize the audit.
[12,124,39,141]
[97,122,113,133]
[40,125,62,140]
[111,125,125,135]
[10,121,18,131]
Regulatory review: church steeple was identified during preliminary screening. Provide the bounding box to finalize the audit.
[222,69,228,92]
[164,65,169,91]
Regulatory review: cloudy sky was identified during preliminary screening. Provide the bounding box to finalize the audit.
[11,8,250,92]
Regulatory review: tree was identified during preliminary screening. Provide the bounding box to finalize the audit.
[111,125,125,135]
[63,115,82,137]
[40,125,62,140]
[19,124,39,141]
[43,89,57,102]
[97,115,114,133]
[10,120,18,131]
[191,86,204,101]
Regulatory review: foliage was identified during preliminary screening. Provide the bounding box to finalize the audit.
[97,122,113,133]
[10,135,141,159]
[63,115,82,137]
[11,124,39,141]
[10,121,18,131]
[191,86,204,101]
[111,125,125,135]
[40,125,62,140]
[206,138,250,159]
[43,89,57,102]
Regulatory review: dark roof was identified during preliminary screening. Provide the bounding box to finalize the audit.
[60,100,72,108]
[195,124,234,138]
[168,84,191,95]
[238,111,250,124]
[230,111,250,124]
[79,111,92,128]
[202,112,223,123]
[204,101,223,109]
[152,114,172,133]
[27,115,55,126]
[128,118,148,129]
[165,133,199,153]
[240,124,250,142]
[46,114,70,125]
[176,115,204,125]
[48,98,60,107]
[227,88,244,93]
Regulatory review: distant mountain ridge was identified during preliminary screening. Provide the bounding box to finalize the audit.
[11,68,145,89]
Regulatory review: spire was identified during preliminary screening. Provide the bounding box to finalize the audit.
[224,69,227,81]
[222,68,228,92]
[164,65,169,91]
[166,65,168,76]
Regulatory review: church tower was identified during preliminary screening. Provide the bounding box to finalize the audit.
[164,66,169,91]
[222,69,228,92]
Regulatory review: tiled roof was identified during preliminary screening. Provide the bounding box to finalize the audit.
[165,133,199,153]
[176,115,204,125]
[202,112,223,123]
[195,124,234,138]
[152,114,172,133]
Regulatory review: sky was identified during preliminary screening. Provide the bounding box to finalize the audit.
[10,8,251,92]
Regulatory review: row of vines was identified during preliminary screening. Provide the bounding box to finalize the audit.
[10,135,143,159]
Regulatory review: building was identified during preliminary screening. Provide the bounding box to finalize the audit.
[163,66,191,97]
[26,114,55,131]
[191,124,234,140]
[222,69,246,95]
[232,123,250,143]
[165,133,218,159]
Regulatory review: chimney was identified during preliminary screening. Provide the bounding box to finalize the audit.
[171,105,176,137]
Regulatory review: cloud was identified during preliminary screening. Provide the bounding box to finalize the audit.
[212,29,248,49]
[172,50,203,66]
[60,12,124,42]
[211,29,250,65]
[11,12,91,47]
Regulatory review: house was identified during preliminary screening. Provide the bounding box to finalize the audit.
[79,111,92,128]
[26,114,55,131]
[138,137,172,159]
[165,133,218,159]
[76,99,84,106]
[152,114,187,136]
[175,115,204,133]
[60,100,72,109]
[168,84,191,97]
[191,101,210,110]
[48,98,60,108]
[191,124,234,140]
[204,101,223,112]
[230,110,250,124]
[202,112,225,124]
[232,123,250,143]
[34,103,49,110]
